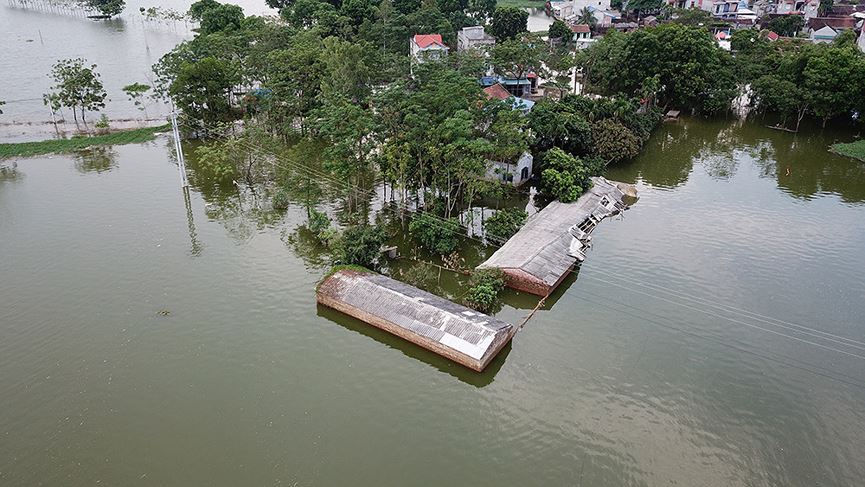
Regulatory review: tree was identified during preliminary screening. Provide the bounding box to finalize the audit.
[340,225,387,268]
[409,212,461,254]
[592,119,640,163]
[625,0,662,16]
[122,82,150,118]
[169,57,239,126]
[751,74,806,131]
[195,123,279,184]
[541,147,593,202]
[528,95,594,154]
[44,58,107,125]
[818,0,832,16]
[802,45,862,126]
[581,23,736,113]
[88,0,125,17]
[576,6,596,28]
[834,29,857,48]
[200,3,245,34]
[489,6,528,41]
[465,268,505,313]
[768,15,804,37]
[548,19,571,43]
[189,0,220,20]
[490,35,543,80]
[483,207,527,242]
[265,0,292,9]
[672,7,712,26]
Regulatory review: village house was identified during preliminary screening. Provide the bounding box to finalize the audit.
[858,27,865,52]
[480,74,538,98]
[486,152,534,187]
[409,34,448,64]
[667,0,713,11]
[548,0,612,20]
[810,24,839,42]
[587,6,621,27]
[569,23,594,48]
[767,0,819,18]
[457,26,495,52]
[481,84,534,186]
[713,0,742,18]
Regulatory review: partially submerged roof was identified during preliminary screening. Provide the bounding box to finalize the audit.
[570,24,591,33]
[317,269,514,371]
[478,177,634,296]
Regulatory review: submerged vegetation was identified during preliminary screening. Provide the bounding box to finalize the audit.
[0,124,169,159]
[465,268,506,313]
[831,140,865,162]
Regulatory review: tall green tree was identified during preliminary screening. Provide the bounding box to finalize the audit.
[489,6,528,41]
[44,58,107,124]
[541,147,593,202]
[199,3,245,34]
[168,57,239,126]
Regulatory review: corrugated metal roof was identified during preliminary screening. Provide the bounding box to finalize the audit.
[478,177,633,294]
[317,269,514,371]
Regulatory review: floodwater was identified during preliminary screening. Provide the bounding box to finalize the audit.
[0,0,271,141]
[3,115,865,485]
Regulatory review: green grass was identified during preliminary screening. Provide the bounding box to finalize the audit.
[0,124,170,159]
[830,140,865,162]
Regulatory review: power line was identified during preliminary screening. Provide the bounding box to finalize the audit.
[578,266,865,350]
[570,288,865,392]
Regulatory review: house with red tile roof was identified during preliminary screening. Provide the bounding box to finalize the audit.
[410,34,449,65]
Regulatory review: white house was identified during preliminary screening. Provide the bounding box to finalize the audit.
[486,152,534,187]
[666,0,714,12]
[858,27,865,52]
[588,6,620,27]
[457,26,495,52]
[573,0,611,13]
[713,0,743,18]
[771,0,819,18]
[810,25,838,43]
[410,34,448,64]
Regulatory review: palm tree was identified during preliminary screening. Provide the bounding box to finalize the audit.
[577,7,596,28]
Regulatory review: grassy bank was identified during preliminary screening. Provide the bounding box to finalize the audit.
[831,140,865,162]
[0,124,170,159]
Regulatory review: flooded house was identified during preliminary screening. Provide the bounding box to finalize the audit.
[477,177,636,296]
[317,268,516,372]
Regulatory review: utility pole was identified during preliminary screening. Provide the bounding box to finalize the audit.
[170,110,188,188]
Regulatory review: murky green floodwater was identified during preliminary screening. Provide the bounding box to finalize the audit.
[2,118,864,486]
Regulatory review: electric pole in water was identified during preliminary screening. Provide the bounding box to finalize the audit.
[170,110,188,188]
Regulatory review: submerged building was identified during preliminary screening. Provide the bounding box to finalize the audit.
[478,177,636,296]
[317,268,515,371]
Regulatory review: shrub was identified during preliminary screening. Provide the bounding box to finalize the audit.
[339,224,386,268]
[465,268,506,313]
[272,188,290,210]
[484,207,527,243]
[408,213,461,255]
[95,113,110,131]
[308,208,331,235]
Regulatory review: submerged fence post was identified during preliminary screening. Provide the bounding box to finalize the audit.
[170,110,188,188]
